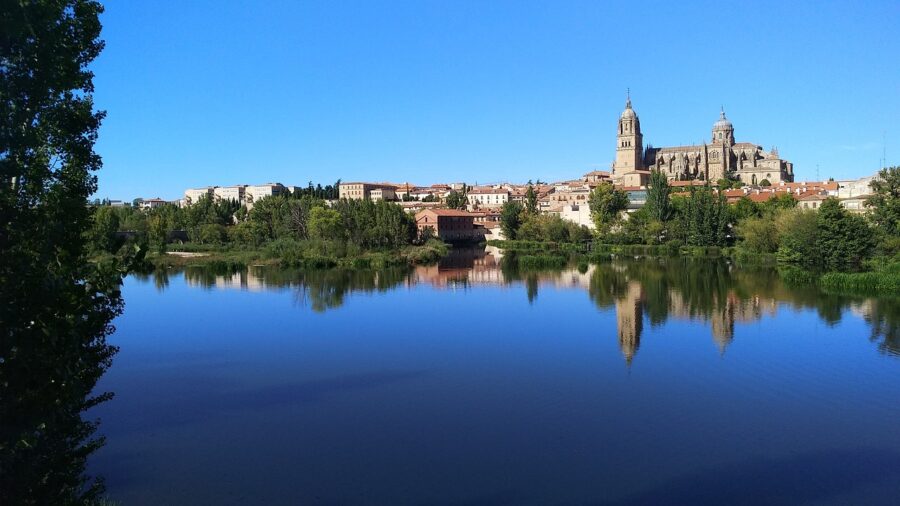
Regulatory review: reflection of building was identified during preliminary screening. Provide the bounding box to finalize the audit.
[616,281,643,366]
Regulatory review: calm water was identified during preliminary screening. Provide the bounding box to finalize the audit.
[91,248,900,505]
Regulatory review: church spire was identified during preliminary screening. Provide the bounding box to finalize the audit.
[626,88,632,109]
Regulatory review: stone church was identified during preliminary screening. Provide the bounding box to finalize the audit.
[611,95,794,186]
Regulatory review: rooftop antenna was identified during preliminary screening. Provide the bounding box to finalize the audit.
[816,164,820,182]
[884,130,888,170]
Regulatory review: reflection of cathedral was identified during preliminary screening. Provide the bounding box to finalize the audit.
[612,94,794,186]
[616,282,643,366]
[611,281,777,364]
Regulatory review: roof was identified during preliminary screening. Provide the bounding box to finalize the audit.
[468,188,509,195]
[584,170,611,176]
[416,208,475,217]
[670,180,707,187]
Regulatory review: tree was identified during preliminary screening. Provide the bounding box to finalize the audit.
[1,2,123,503]
[645,170,672,222]
[89,205,121,253]
[816,198,874,271]
[525,184,538,214]
[500,201,524,240]
[866,166,900,236]
[759,179,772,187]
[735,215,779,254]
[445,190,466,210]
[308,207,345,240]
[775,209,820,268]
[588,183,629,233]
[680,185,728,247]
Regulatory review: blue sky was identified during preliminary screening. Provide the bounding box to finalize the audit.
[92,0,900,200]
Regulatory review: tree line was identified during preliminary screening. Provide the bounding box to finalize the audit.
[498,168,900,272]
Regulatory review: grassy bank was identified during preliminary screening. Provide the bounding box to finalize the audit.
[149,239,449,270]
[819,260,900,296]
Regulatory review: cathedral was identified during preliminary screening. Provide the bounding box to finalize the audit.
[611,95,794,186]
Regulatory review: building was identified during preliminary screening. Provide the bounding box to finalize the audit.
[414,209,479,242]
[583,170,612,185]
[611,95,794,186]
[139,198,168,210]
[339,182,397,201]
[245,183,288,206]
[466,188,509,208]
[214,185,246,203]
[184,186,216,206]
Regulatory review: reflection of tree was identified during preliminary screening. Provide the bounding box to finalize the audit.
[861,299,900,357]
[270,268,409,313]
[586,258,900,362]
[526,275,538,304]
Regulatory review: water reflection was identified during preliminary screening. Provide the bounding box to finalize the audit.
[145,248,900,360]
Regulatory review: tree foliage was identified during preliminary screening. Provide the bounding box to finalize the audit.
[866,166,900,236]
[500,201,524,240]
[588,183,629,233]
[1,2,123,503]
[645,170,672,222]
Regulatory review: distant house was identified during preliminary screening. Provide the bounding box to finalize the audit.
[415,209,479,242]
[139,198,168,210]
[584,170,611,184]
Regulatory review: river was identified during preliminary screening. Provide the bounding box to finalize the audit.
[90,248,900,505]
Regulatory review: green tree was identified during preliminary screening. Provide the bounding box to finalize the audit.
[775,209,820,268]
[308,207,345,240]
[645,170,672,222]
[1,2,123,503]
[589,183,629,233]
[500,201,524,240]
[89,205,120,253]
[735,215,779,254]
[445,190,467,210]
[866,166,900,236]
[816,198,874,271]
[680,185,728,247]
[525,184,538,214]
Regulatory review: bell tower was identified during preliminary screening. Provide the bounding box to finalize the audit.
[614,91,643,175]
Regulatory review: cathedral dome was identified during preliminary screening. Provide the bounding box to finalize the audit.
[621,99,636,119]
[713,109,732,130]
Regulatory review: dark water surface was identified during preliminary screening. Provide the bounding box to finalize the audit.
[91,249,900,505]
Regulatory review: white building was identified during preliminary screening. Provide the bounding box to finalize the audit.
[184,187,216,206]
[214,185,246,203]
[467,188,509,208]
[245,183,288,207]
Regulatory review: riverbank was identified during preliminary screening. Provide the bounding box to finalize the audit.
[489,239,900,296]
[147,238,449,270]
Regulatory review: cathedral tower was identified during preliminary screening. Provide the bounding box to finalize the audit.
[711,108,735,146]
[614,92,643,175]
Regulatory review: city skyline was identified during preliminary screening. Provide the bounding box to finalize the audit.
[92,1,899,200]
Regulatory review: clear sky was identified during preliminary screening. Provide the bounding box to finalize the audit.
[92,0,900,200]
